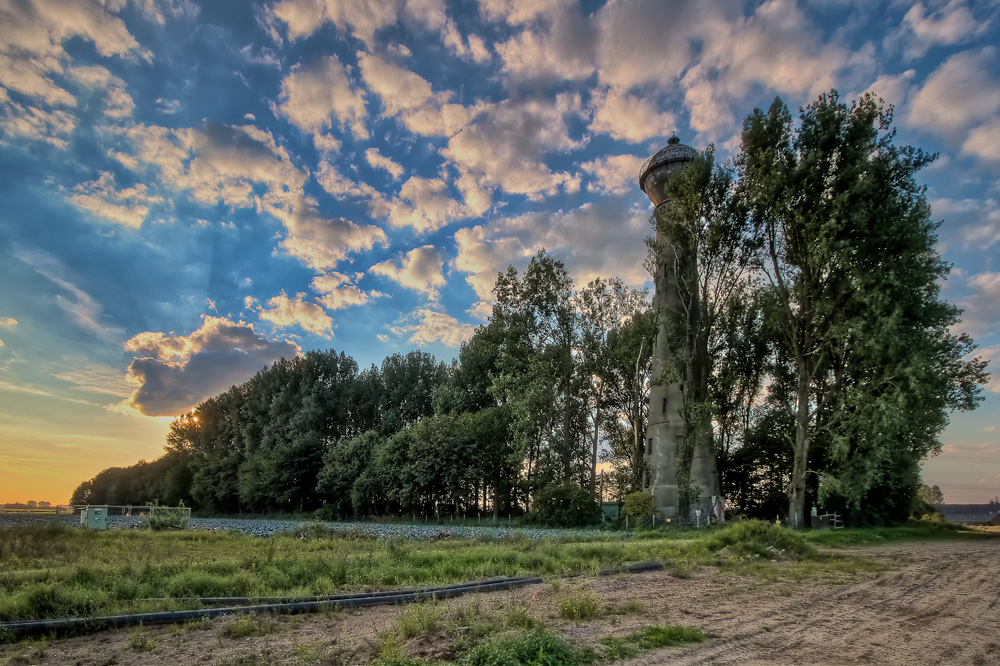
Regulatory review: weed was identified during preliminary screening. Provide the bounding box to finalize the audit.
[500,601,538,629]
[462,628,582,666]
[611,599,645,615]
[599,624,703,660]
[126,625,158,651]
[396,601,441,639]
[636,624,704,647]
[557,587,604,621]
[224,613,276,638]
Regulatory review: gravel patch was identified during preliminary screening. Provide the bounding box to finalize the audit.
[0,512,613,540]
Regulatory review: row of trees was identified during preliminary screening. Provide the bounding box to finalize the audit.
[73,91,989,525]
[73,268,654,518]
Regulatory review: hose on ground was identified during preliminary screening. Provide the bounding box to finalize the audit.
[0,561,664,639]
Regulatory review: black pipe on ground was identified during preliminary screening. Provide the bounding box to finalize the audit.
[0,561,664,639]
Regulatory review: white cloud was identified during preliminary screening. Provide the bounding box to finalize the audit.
[453,198,652,314]
[908,48,1000,140]
[370,245,446,297]
[594,0,737,91]
[588,88,676,143]
[67,171,163,229]
[496,13,595,82]
[275,196,388,271]
[357,51,478,137]
[257,291,334,337]
[934,197,1000,249]
[897,0,987,60]
[0,102,75,148]
[365,147,404,179]
[954,271,1000,339]
[478,0,573,25]
[316,161,391,217]
[278,55,368,141]
[859,69,917,109]
[120,315,300,416]
[310,272,383,310]
[962,118,1000,164]
[442,93,583,200]
[119,122,308,209]
[389,308,474,347]
[0,0,148,109]
[271,0,446,47]
[118,122,384,270]
[443,20,491,63]
[69,64,135,118]
[389,175,476,233]
[155,97,181,114]
[580,154,645,195]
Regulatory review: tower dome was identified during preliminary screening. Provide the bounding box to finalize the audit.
[638,135,700,206]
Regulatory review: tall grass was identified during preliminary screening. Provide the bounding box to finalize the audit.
[0,520,976,624]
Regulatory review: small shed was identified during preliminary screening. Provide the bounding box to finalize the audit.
[932,504,1000,526]
[79,505,109,530]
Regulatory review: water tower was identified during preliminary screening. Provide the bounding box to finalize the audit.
[638,135,722,523]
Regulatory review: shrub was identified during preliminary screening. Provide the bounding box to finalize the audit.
[526,484,601,527]
[622,491,655,522]
[709,520,816,560]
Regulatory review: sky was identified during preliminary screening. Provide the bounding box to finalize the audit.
[0,0,998,506]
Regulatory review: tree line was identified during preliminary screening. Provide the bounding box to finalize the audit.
[73,92,989,526]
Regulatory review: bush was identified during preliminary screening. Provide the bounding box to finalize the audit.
[708,520,816,560]
[526,484,601,528]
[622,491,655,522]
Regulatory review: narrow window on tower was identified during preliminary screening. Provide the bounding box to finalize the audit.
[662,397,667,414]
[646,438,652,455]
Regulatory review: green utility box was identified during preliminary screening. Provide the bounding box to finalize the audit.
[80,505,109,530]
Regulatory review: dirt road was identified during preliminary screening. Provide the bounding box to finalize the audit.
[2,538,998,665]
[603,540,1000,665]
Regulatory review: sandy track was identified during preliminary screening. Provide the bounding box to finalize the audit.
[608,540,1000,666]
[2,539,998,665]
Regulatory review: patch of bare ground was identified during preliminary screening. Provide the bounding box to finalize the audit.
[1,538,998,665]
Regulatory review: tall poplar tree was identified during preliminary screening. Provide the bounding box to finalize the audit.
[738,92,988,527]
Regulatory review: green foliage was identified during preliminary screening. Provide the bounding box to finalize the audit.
[737,90,989,527]
[622,492,654,521]
[599,624,704,659]
[142,501,189,531]
[917,484,944,505]
[709,520,816,560]
[556,587,604,621]
[395,602,441,639]
[461,629,582,666]
[526,484,601,527]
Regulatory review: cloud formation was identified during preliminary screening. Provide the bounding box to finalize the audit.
[120,315,300,416]
[370,245,446,298]
[257,291,334,337]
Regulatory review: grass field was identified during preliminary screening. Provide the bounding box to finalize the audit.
[0,519,984,627]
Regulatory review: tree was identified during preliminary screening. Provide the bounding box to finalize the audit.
[576,277,650,496]
[917,484,944,505]
[738,91,989,527]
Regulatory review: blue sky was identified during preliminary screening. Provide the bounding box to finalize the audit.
[0,0,997,505]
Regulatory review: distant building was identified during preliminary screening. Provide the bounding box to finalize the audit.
[933,504,1000,525]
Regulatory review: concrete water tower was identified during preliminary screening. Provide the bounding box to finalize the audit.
[638,135,723,523]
